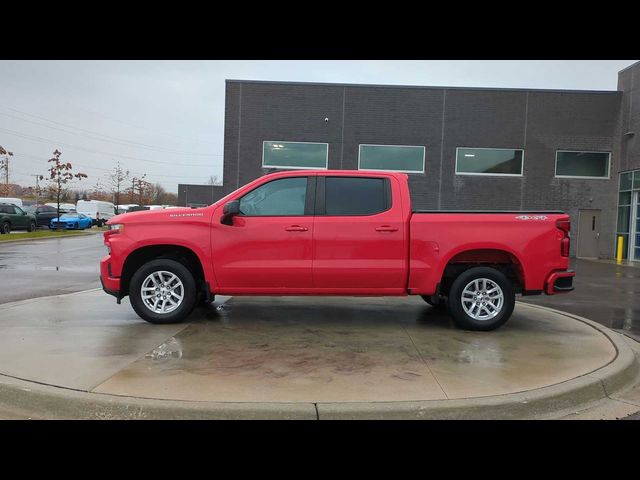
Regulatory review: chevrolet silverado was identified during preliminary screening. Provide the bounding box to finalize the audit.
[101,170,574,330]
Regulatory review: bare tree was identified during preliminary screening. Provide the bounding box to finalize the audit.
[129,174,153,205]
[206,175,222,186]
[47,149,88,223]
[0,145,13,197]
[108,160,130,210]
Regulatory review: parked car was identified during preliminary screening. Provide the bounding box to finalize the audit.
[100,170,575,330]
[24,204,59,227]
[0,197,23,208]
[116,204,139,215]
[50,212,93,230]
[76,200,116,227]
[0,203,37,234]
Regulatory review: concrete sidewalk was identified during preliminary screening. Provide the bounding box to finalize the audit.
[0,291,638,419]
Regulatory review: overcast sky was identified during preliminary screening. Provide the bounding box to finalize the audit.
[0,60,636,194]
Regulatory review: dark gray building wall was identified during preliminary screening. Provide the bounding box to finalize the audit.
[618,61,640,172]
[223,79,623,258]
[177,184,225,207]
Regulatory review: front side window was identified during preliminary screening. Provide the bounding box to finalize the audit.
[240,177,308,216]
[358,144,425,173]
[325,177,387,216]
[456,148,524,176]
[263,141,328,169]
[555,151,610,179]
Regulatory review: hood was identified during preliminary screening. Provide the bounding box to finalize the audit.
[107,207,210,225]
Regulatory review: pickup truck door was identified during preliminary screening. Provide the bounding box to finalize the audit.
[211,176,315,291]
[312,175,406,291]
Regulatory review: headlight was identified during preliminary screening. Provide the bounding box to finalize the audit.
[109,223,124,232]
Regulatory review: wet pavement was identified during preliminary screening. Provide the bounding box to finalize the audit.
[0,233,103,304]
[520,258,640,341]
[0,291,617,404]
[0,235,638,341]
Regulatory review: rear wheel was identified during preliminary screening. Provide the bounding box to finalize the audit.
[447,267,515,331]
[1,222,10,234]
[129,259,198,324]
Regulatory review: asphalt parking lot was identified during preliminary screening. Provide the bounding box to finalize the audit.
[520,258,640,342]
[0,233,103,304]
[1,235,639,340]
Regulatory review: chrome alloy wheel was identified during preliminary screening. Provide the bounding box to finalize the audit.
[461,278,504,321]
[141,270,184,314]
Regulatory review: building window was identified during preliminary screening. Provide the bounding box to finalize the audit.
[617,170,640,261]
[555,151,610,179]
[455,148,524,176]
[262,141,328,170]
[358,144,425,173]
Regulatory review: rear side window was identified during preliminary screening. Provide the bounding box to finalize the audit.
[325,177,388,215]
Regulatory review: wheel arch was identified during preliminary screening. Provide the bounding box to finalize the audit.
[120,244,207,298]
[438,247,525,296]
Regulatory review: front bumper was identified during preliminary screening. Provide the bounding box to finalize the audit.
[545,270,575,295]
[100,255,121,299]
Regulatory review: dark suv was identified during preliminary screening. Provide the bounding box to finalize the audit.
[24,204,59,227]
[0,203,37,234]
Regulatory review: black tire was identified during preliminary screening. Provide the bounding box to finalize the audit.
[1,222,10,234]
[27,221,36,232]
[420,295,446,309]
[129,259,198,324]
[447,266,515,331]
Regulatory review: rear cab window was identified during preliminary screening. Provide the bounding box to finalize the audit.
[318,176,391,216]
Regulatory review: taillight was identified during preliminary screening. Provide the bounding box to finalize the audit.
[556,220,570,257]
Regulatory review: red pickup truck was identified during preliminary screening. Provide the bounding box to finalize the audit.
[101,170,574,331]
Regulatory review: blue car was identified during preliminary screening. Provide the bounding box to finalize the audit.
[50,213,93,230]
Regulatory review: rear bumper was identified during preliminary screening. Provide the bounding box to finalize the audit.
[545,270,575,295]
[100,255,121,298]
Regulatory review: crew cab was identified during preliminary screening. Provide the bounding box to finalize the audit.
[100,170,574,331]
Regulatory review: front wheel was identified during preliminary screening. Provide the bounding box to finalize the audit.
[129,259,198,324]
[447,267,515,331]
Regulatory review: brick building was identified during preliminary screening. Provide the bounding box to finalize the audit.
[179,60,640,260]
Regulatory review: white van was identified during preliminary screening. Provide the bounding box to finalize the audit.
[76,200,116,226]
[0,197,23,208]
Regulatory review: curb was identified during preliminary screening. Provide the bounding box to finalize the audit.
[0,301,637,420]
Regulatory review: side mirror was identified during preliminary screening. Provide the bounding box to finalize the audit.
[221,200,240,225]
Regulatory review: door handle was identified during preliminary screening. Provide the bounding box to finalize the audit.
[375,225,398,232]
[285,225,308,232]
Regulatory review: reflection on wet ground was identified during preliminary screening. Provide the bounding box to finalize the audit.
[520,258,640,340]
[89,295,614,403]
